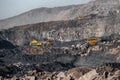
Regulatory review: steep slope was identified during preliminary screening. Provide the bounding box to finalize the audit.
[0,39,16,49]
[0,33,120,78]
[0,0,120,30]
[0,5,79,30]
[0,13,120,46]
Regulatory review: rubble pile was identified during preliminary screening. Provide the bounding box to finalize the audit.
[0,33,119,79]
[1,65,120,80]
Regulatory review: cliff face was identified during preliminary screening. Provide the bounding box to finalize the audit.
[0,13,120,46]
[0,0,120,30]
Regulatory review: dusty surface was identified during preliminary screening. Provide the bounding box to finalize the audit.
[0,0,120,30]
[0,0,120,80]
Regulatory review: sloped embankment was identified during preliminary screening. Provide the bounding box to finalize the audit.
[0,13,120,46]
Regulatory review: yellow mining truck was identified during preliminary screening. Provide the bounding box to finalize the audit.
[87,37,97,45]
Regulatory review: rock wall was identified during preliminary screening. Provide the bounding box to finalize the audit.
[0,14,120,46]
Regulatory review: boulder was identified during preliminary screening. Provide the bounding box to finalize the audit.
[78,69,98,80]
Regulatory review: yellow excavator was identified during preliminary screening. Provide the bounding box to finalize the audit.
[87,37,97,45]
[46,40,53,46]
[29,39,43,46]
[77,14,97,21]
[77,16,85,20]
[29,39,53,47]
